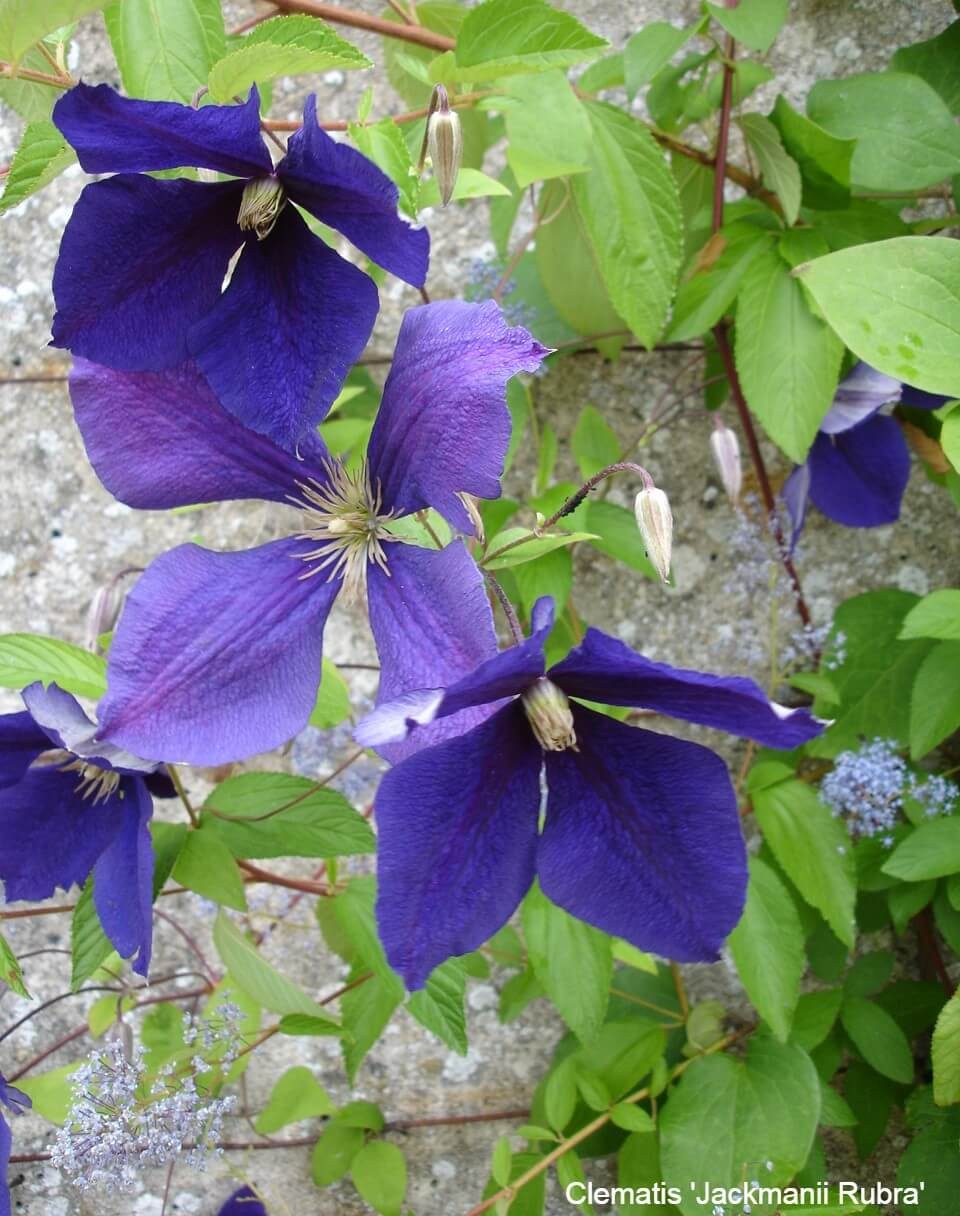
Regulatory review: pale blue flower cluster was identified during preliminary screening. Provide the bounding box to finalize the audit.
[821,737,957,845]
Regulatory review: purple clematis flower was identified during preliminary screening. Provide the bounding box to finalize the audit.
[69,300,548,767]
[0,683,173,977]
[50,83,429,449]
[1,1074,30,1216]
[355,598,824,989]
[782,363,949,549]
[218,1187,267,1216]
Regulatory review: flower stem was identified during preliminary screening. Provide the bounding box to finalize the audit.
[0,61,73,89]
[485,573,525,646]
[540,461,655,529]
[270,0,455,51]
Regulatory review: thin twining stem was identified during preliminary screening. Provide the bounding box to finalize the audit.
[271,0,455,51]
[485,573,525,646]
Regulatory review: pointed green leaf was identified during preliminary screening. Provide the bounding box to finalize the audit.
[455,0,608,80]
[0,633,106,699]
[0,119,74,214]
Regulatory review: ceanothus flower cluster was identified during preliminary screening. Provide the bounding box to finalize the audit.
[821,737,958,844]
[51,1007,242,1191]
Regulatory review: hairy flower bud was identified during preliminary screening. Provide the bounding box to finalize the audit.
[83,567,139,653]
[710,421,742,505]
[426,86,462,207]
[237,176,286,240]
[522,678,577,751]
[634,486,673,583]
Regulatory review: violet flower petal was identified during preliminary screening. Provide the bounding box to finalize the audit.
[21,682,157,775]
[51,176,242,369]
[374,703,541,989]
[540,707,747,961]
[1,1112,12,1216]
[188,206,378,449]
[218,1188,267,1216]
[550,629,822,748]
[365,541,502,762]
[807,414,910,527]
[0,767,125,902]
[53,83,272,178]
[358,578,551,752]
[819,362,901,435]
[70,360,329,509]
[0,711,49,790]
[781,461,811,554]
[92,777,154,976]
[900,384,951,411]
[97,540,341,765]
[367,300,550,530]
[280,95,429,287]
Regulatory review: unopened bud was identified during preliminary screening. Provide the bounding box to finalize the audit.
[634,486,673,583]
[522,678,577,752]
[237,175,286,240]
[83,567,139,653]
[426,85,462,207]
[709,421,742,505]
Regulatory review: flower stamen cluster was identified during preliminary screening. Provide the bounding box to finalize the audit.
[521,678,577,752]
[38,750,123,803]
[291,459,396,600]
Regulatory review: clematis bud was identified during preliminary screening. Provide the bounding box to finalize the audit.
[425,85,462,207]
[634,486,673,583]
[237,176,286,240]
[709,420,742,505]
[522,678,577,752]
[83,567,139,653]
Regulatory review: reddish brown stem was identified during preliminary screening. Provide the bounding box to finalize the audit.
[237,860,329,895]
[916,908,955,996]
[271,0,455,50]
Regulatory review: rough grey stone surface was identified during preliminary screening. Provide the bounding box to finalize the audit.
[1,1,956,1213]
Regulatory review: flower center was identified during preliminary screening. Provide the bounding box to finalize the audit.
[522,678,577,752]
[52,753,123,803]
[237,176,286,241]
[290,460,396,600]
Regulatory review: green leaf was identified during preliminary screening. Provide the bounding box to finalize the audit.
[171,826,247,911]
[213,912,338,1023]
[0,46,62,120]
[351,1141,407,1216]
[255,1066,333,1134]
[807,72,960,191]
[571,102,683,349]
[0,930,29,998]
[609,1102,654,1133]
[898,1089,960,1210]
[309,658,351,729]
[932,991,960,1106]
[753,780,856,946]
[888,879,936,935]
[104,0,224,102]
[484,527,596,570]
[71,880,115,990]
[350,117,418,216]
[818,1081,857,1128]
[790,989,844,1052]
[729,857,805,1042]
[624,20,694,98]
[843,951,894,998]
[522,883,611,1043]
[203,772,374,859]
[543,1058,577,1132]
[17,1063,79,1125]
[739,114,801,225]
[501,70,591,189]
[455,0,608,81]
[571,405,620,479]
[844,1060,896,1158]
[883,817,960,882]
[666,220,770,342]
[418,166,510,208]
[311,1120,364,1185]
[406,958,467,1054]
[0,633,106,699]
[660,1037,820,1213]
[705,0,787,53]
[734,247,843,462]
[840,996,914,1084]
[0,0,108,61]
[208,14,370,102]
[0,119,74,214]
[815,590,934,753]
[795,238,960,398]
[771,95,854,208]
[900,589,960,640]
[910,640,960,758]
[891,20,960,113]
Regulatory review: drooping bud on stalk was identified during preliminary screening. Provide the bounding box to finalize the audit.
[237,176,286,240]
[83,567,140,653]
[710,419,742,505]
[522,678,577,752]
[634,486,673,584]
[424,85,462,207]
